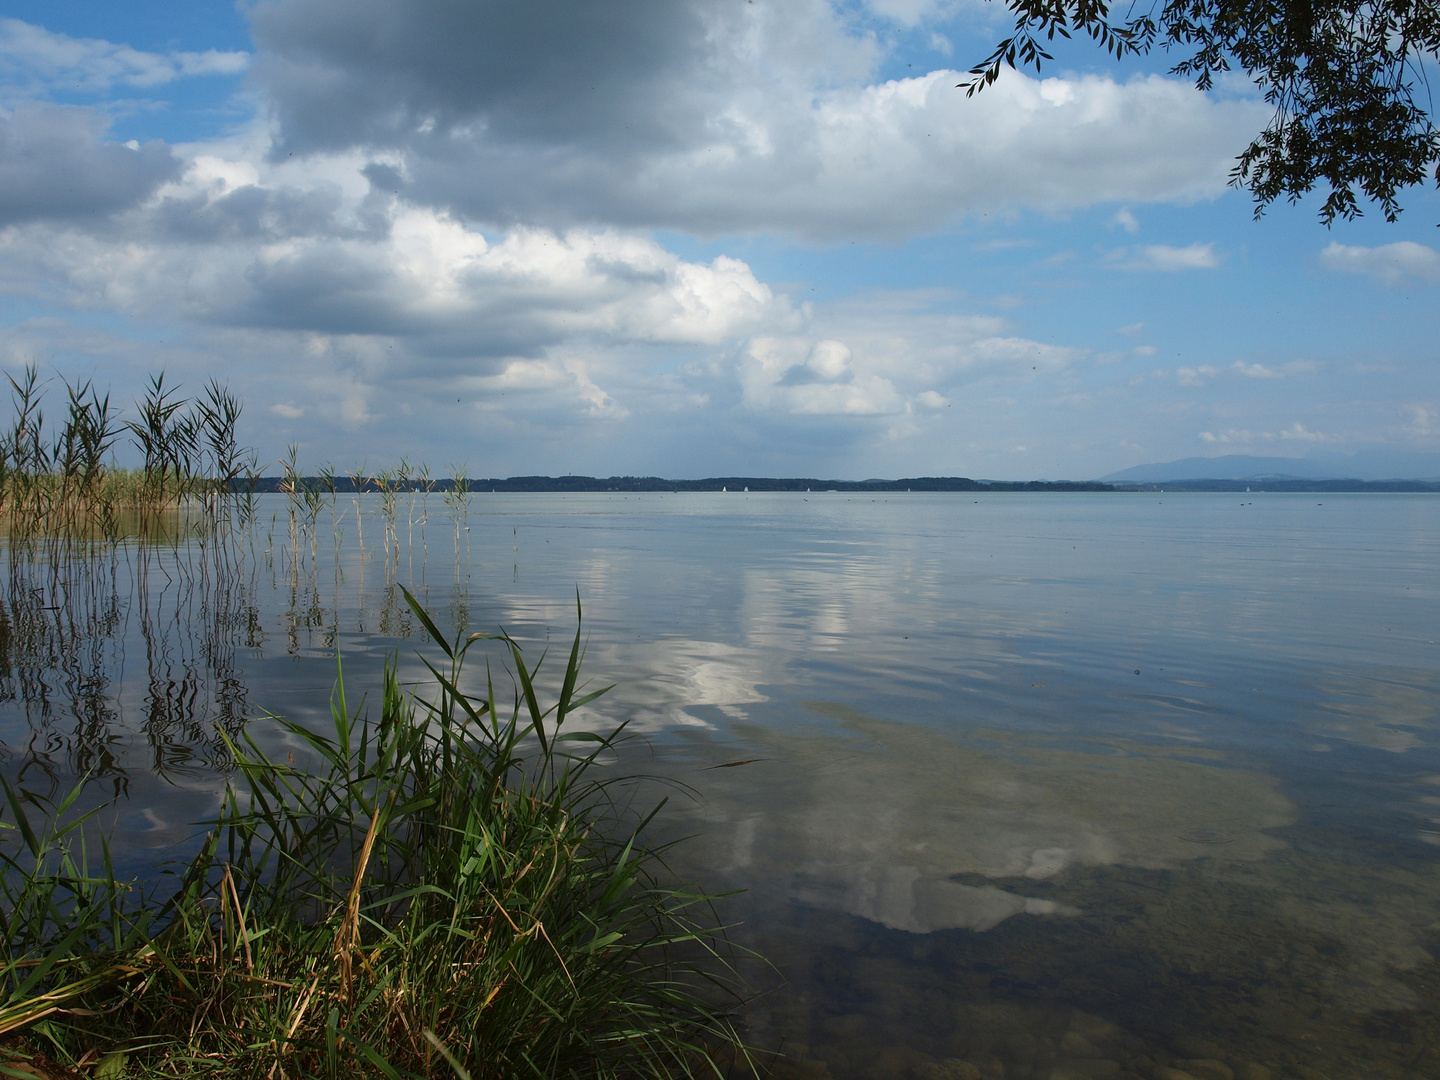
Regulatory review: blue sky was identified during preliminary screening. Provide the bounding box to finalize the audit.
[0,0,1436,480]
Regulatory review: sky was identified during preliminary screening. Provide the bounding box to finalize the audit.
[0,0,1436,481]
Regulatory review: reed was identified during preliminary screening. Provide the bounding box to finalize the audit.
[443,464,474,571]
[0,367,250,545]
[0,591,755,1079]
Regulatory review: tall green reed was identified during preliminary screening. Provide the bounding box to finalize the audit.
[0,366,250,546]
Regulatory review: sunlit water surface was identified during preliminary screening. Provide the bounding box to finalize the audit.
[2,492,1438,1080]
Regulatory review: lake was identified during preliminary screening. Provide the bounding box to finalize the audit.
[2,491,1437,1080]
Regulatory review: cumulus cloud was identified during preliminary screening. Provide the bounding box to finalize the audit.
[738,292,1081,418]
[0,141,799,448]
[0,4,1397,480]
[0,104,1090,465]
[0,104,181,225]
[393,72,1261,240]
[0,18,246,95]
[244,0,1265,239]
[6,199,786,359]
[1320,241,1440,286]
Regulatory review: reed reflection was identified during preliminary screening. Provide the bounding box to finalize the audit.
[0,539,252,795]
[0,477,475,800]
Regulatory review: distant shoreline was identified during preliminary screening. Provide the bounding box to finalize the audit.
[232,475,1440,494]
[238,475,1115,493]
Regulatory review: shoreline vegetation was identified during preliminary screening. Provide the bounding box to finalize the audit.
[0,368,253,545]
[0,370,760,1077]
[0,588,756,1079]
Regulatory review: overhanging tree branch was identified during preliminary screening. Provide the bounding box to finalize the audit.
[963,0,1440,223]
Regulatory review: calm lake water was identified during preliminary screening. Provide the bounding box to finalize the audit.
[3,492,1438,1080]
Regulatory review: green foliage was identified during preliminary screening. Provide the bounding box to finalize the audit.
[964,0,1440,223]
[0,592,754,1079]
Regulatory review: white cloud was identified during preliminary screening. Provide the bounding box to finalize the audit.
[2,2,1425,483]
[1320,241,1440,286]
[1110,208,1139,233]
[437,72,1260,240]
[1403,404,1435,438]
[1279,422,1327,442]
[737,292,1081,419]
[0,114,1104,467]
[973,239,1035,253]
[1110,243,1220,271]
[0,18,247,96]
[1233,362,1283,379]
[1232,360,1315,379]
[1,159,788,354]
[1200,424,1328,444]
[243,0,1266,240]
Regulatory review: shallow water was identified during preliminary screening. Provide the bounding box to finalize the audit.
[2,492,1437,1080]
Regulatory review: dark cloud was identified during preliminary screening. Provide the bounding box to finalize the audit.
[248,0,709,156]
[229,247,420,336]
[0,104,181,226]
[150,182,366,243]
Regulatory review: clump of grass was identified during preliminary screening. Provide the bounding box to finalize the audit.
[0,591,754,1079]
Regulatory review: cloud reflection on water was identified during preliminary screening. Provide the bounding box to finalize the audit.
[679,699,1294,935]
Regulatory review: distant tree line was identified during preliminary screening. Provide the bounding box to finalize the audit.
[239,475,1119,493]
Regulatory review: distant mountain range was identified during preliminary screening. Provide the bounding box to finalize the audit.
[1098,453,1440,485]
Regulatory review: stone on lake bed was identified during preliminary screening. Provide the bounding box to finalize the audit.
[1067,1012,1123,1043]
[1048,1060,1121,1080]
[911,1058,982,1080]
[1179,1059,1234,1080]
[1060,1031,1105,1058]
[1171,1036,1228,1060]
